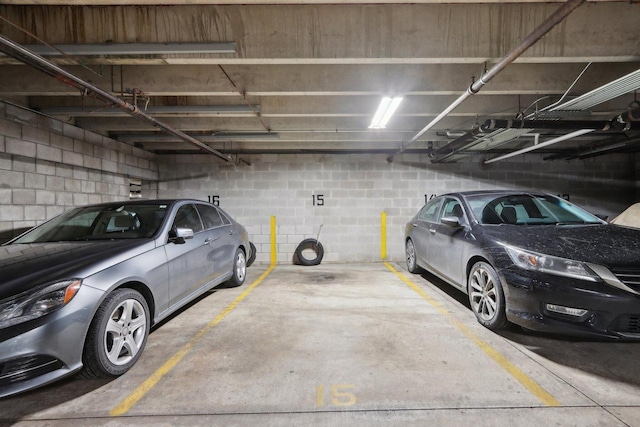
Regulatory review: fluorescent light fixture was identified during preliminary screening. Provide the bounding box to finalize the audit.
[369,97,403,129]
[484,129,594,164]
[0,43,237,57]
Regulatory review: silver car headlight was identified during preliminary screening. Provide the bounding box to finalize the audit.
[504,246,598,282]
[0,279,82,329]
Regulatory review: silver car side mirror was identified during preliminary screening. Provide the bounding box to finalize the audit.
[170,227,194,244]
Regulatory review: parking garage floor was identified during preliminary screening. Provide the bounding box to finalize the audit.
[1,263,640,426]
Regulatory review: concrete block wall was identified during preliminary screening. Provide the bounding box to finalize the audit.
[0,101,159,242]
[157,152,636,265]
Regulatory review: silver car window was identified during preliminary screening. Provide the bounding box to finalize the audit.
[196,204,224,229]
[172,204,204,233]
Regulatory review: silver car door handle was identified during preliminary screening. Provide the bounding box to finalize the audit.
[204,237,212,245]
[429,228,436,234]
[412,223,418,227]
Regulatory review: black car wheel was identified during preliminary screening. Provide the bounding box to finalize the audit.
[226,248,247,287]
[468,262,510,330]
[405,239,421,273]
[81,288,150,378]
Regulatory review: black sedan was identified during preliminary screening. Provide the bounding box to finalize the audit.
[405,190,640,339]
[0,199,251,398]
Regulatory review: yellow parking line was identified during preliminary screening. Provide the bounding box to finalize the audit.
[110,264,275,416]
[384,262,560,407]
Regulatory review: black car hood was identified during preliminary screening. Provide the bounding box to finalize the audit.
[481,224,640,268]
[0,240,151,300]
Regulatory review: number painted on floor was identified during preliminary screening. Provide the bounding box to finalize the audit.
[316,384,357,407]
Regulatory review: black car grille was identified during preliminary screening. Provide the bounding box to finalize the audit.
[610,269,640,293]
[609,315,640,335]
[0,355,63,386]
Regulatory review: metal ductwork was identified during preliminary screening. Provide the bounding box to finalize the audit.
[387,0,586,162]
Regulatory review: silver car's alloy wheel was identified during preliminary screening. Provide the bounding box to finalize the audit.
[235,250,246,283]
[226,248,247,287]
[81,288,150,378]
[470,267,497,321]
[104,299,147,366]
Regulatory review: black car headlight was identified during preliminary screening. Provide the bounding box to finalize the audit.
[504,245,598,282]
[0,280,82,329]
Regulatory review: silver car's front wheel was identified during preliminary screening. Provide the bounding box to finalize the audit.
[104,298,147,366]
[468,261,509,330]
[81,288,150,378]
[226,248,247,287]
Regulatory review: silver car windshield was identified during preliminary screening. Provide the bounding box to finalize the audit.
[466,194,604,226]
[11,204,169,243]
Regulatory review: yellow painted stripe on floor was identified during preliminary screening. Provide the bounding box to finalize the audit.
[384,262,560,407]
[110,264,275,417]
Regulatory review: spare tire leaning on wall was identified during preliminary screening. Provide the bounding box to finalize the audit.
[294,238,324,266]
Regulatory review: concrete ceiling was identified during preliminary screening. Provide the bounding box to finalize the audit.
[0,1,639,163]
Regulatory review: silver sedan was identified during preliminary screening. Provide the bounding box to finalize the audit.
[0,199,251,397]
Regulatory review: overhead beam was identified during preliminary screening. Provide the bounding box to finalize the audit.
[0,43,237,57]
[2,63,639,97]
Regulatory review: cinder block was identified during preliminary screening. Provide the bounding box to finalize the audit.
[0,205,24,221]
[6,137,36,158]
[36,145,62,163]
[22,126,50,145]
[24,205,46,221]
[62,150,84,167]
[45,175,65,191]
[25,173,46,189]
[50,133,74,151]
[0,118,21,139]
[73,193,89,206]
[36,190,56,205]
[0,170,25,188]
[0,188,11,203]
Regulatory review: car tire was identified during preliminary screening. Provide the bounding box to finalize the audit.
[246,242,257,268]
[226,248,247,287]
[295,238,324,266]
[467,261,510,330]
[80,288,150,378]
[405,239,421,273]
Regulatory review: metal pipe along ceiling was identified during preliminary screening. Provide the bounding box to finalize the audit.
[387,0,586,162]
[0,35,232,162]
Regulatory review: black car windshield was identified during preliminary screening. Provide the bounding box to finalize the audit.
[465,193,604,226]
[11,204,170,243]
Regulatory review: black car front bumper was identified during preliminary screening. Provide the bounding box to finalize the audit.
[500,268,640,340]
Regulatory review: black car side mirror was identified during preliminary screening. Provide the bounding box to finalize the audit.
[441,216,462,228]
